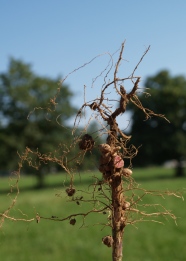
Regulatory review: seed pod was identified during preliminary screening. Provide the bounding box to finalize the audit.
[79,134,95,151]
[113,155,124,168]
[51,215,58,219]
[99,144,111,154]
[102,235,113,247]
[123,201,130,209]
[100,154,111,165]
[36,213,40,223]
[89,102,98,110]
[70,218,76,225]
[66,187,76,197]
[111,146,121,155]
[122,168,133,177]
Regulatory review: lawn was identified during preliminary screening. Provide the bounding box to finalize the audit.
[0,167,185,261]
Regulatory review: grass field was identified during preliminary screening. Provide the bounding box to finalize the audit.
[0,167,186,261]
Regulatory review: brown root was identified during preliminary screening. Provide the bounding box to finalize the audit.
[79,134,95,151]
[66,187,76,197]
[102,235,114,247]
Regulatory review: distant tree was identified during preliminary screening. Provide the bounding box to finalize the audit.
[0,58,77,185]
[129,70,186,176]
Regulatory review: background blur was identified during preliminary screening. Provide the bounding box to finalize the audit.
[0,1,186,260]
[0,0,186,178]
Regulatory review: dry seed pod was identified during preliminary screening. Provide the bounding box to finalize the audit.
[111,146,121,155]
[89,102,98,110]
[99,144,111,154]
[122,168,133,177]
[70,218,76,225]
[79,134,95,151]
[123,201,130,209]
[100,154,111,165]
[36,213,40,223]
[66,187,76,197]
[102,235,113,247]
[99,162,111,173]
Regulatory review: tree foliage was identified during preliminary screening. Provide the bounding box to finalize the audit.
[129,70,186,168]
[0,58,77,177]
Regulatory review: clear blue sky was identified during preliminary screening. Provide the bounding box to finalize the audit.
[1,0,186,128]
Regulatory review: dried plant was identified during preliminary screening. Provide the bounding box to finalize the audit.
[0,42,183,261]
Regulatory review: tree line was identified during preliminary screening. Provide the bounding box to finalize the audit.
[0,58,185,182]
[128,70,186,176]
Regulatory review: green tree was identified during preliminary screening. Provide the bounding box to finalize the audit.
[129,70,186,176]
[0,58,77,185]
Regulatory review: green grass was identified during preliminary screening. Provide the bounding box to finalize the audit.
[0,168,186,261]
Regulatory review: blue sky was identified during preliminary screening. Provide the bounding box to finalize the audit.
[1,1,186,128]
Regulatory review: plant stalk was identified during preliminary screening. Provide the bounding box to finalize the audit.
[107,117,125,261]
[111,174,125,261]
